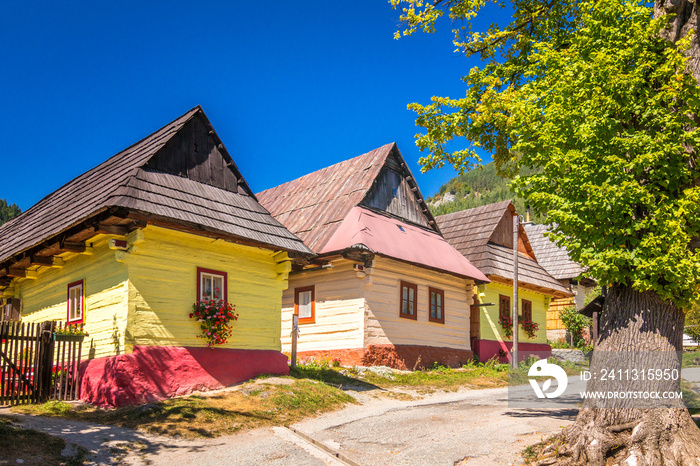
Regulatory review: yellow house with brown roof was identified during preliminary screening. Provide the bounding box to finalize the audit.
[0,107,311,406]
[436,202,572,362]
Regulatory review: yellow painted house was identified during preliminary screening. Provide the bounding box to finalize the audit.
[0,107,311,406]
[523,223,596,341]
[436,201,572,362]
[257,144,488,369]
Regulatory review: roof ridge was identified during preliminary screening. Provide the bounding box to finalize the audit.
[435,199,513,220]
[257,142,395,198]
[5,107,199,227]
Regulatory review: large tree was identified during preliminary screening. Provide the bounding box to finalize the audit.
[393,0,700,463]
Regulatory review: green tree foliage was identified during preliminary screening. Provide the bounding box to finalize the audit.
[393,1,700,460]
[560,306,592,348]
[428,161,545,219]
[0,199,21,226]
[685,303,700,343]
[393,0,700,309]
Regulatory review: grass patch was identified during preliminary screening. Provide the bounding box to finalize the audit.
[682,379,700,416]
[293,357,585,392]
[289,365,378,390]
[12,378,355,439]
[0,415,70,465]
[682,350,700,368]
[345,360,511,391]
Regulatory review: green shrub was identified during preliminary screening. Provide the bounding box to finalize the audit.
[559,306,591,348]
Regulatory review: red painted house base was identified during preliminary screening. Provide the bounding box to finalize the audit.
[297,345,474,370]
[296,348,366,367]
[472,339,552,363]
[80,346,289,407]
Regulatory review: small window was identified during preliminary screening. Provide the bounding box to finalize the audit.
[499,294,511,320]
[522,299,532,322]
[295,286,315,324]
[429,287,445,324]
[197,267,227,303]
[400,281,418,320]
[67,280,84,324]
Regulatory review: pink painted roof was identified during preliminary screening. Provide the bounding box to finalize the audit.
[321,207,489,282]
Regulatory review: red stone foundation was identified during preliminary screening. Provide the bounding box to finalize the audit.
[295,348,365,366]
[472,339,552,363]
[297,345,473,370]
[80,346,289,407]
[361,344,474,369]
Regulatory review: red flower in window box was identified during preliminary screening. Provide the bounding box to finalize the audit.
[498,314,513,339]
[521,319,540,339]
[190,301,239,347]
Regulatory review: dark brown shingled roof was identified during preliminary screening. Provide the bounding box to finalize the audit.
[436,201,571,297]
[256,143,395,252]
[524,223,586,280]
[0,106,311,263]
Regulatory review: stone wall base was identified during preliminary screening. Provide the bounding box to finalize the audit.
[80,346,289,407]
[546,329,568,342]
[296,345,473,370]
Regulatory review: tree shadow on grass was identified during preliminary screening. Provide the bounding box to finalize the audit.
[288,367,380,392]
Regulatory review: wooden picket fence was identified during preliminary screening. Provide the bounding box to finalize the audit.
[0,321,85,405]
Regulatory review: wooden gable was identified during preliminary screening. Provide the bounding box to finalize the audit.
[360,147,437,231]
[488,204,536,260]
[144,111,252,196]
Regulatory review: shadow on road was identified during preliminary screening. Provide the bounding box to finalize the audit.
[505,408,579,421]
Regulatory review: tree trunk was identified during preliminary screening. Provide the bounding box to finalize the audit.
[656,1,700,82]
[552,284,700,465]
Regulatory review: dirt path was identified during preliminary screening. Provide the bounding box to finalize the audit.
[2,384,576,465]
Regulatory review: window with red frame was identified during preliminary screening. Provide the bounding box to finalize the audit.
[294,286,315,324]
[499,294,511,320]
[400,281,418,320]
[429,287,445,324]
[67,280,84,324]
[522,299,532,322]
[197,267,227,303]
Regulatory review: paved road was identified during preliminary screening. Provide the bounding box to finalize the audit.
[7,384,577,466]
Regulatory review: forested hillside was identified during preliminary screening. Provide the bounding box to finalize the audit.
[427,162,545,221]
[0,199,21,226]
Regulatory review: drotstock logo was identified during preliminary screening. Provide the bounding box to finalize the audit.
[528,359,568,399]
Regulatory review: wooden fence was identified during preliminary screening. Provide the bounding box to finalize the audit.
[0,321,85,405]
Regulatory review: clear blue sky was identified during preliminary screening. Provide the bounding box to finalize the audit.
[1,1,492,211]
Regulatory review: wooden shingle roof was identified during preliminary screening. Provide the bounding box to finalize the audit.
[436,202,571,296]
[0,107,311,266]
[256,143,396,253]
[524,223,586,280]
[256,144,487,281]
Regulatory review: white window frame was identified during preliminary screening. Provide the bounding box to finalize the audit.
[67,280,84,324]
[197,268,227,303]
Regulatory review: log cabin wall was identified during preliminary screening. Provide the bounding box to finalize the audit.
[476,281,549,345]
[124,225,288,352]
[281,260,365,353]
[363,256,474,351]
[547,296,574,336]
[280,256,476,356]
[13,235,129,360]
